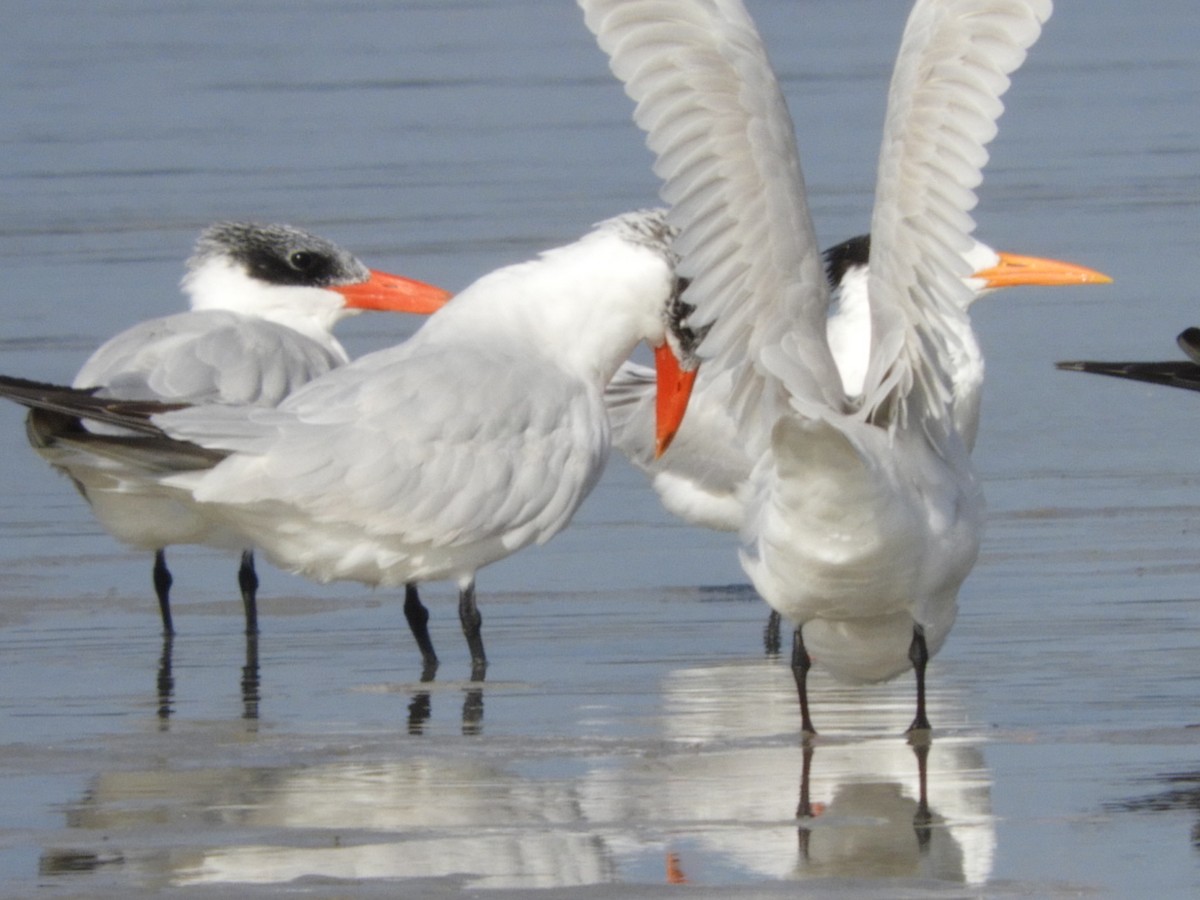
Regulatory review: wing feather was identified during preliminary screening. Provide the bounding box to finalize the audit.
[74,310,344,406]
[580,0,844,451]
[171,346,605,556]
[863,0,1052,427]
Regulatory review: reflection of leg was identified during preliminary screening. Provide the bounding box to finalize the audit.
[407,690,431,735]
[237,550,259,636]
[764,609,782,656]
[156,633,175,725]
[462,632,486,735]
[404,583,439,678]
[665,852,689,885]
[795,740,816,818]
[910,737,932,844]
[241,631,260,721]
[906,624,931,733]
[152,549,175,636]
[462,687,484,736]
[796,740,815,859]
[790,627,817,736]
[458,580,487,681]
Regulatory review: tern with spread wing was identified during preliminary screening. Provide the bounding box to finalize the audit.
[20,222,451,635]
[581,0,1076,733]
[608,234,1109,535]
[0,211,700,679]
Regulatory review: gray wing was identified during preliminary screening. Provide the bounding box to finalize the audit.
[74,309,346,406]
[162,342,608,553]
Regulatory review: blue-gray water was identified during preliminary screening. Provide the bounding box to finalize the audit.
[1,0,1199,896]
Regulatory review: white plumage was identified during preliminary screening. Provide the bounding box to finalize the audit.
[24,222,450,634]
[580,0,1065,732]
[606,236,1109,533]
[4,211,699,678]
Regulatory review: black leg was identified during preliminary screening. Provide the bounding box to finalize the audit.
[764,609,782,656]
[790,626,817,737]
[458,580,487,681]
[237,550,259,636]
[152,549,175,636]
[403,583,439,678]
[906,624,931,734]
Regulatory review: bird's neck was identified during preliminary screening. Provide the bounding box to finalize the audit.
[183,263,348,356]
[425,231,673,387]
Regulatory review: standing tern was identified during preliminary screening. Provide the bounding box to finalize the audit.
[0,210,700,678]
[1057,328,1200,391]
[580,0,1080,733]
[21,222,451,635]
[608,234,1110,535]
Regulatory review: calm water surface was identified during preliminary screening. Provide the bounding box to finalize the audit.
[1,0,1199,896]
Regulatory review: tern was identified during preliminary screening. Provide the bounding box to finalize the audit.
[580,0,1083,732]
[0,210,700,678]
[608,234,1110,535]
[20,222,451,635]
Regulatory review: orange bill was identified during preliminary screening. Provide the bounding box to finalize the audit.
[654,342,698,458]
[334,269,453,313]
[973,252,1112,289]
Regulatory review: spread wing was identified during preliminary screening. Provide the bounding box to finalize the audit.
[579,0,845,455]
[862,0,1052,428]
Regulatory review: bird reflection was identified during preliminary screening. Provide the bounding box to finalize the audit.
[53,758,615,889]
[155,635,174,726]
[45,652,993,891]
[462,685,484,736]
[1106,770,1200,850]
[39,849,124,877]
[795,737,945,879]
[404,682,485,736]
[241,632,260,721]
[579,659,995,885]
[407,689,432,734]
[151,631,260,726]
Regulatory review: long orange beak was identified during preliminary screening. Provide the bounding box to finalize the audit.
[654,343,698,458]
[334,269,453,314]
[973,252,1112,289]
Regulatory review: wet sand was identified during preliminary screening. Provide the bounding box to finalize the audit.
[1,474,1199,896]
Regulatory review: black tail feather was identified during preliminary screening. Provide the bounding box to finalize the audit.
[0,374,184,435]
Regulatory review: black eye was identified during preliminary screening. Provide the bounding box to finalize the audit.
[289,250,318,271]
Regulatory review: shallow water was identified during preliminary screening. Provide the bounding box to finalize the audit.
[1,0,1200,896]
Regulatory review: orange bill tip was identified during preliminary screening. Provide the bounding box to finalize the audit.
[975,252,1113,290]
[654,342,698,459]
[334,269,453,314]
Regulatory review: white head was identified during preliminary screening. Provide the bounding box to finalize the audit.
[824,234,1111,402]
[180,222,450,339]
